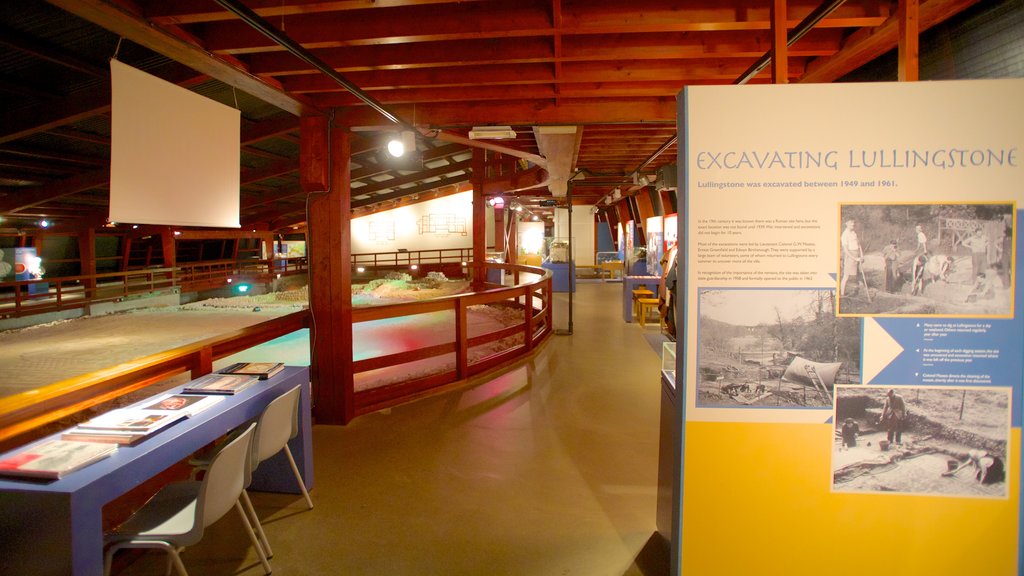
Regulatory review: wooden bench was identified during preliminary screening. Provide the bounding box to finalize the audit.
[636,297,661,327]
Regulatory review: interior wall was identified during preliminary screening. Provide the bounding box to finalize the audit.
[553,206,596,265]
[350,191,474,254]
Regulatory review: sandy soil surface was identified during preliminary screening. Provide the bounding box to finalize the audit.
[0,279,520,399]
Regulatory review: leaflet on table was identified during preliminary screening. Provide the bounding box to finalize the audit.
[684,81,1023,426]
[182,373,259,394]
[0,439,117,480]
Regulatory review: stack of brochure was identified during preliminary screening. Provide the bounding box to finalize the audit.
[0,439,117,480]
[62,407,189,445]
[182,372,260,395]
[218,362,284,380]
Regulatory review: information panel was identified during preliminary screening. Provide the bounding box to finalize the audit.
[679,80,1023,575]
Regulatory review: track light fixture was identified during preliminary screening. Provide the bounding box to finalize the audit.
[386,130,417,158]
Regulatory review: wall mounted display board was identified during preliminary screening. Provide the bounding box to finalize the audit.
[675,79,1024,576]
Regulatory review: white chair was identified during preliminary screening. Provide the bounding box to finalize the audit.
[104,422,271,576]
[191,385,312,560]
[253,385,313,510]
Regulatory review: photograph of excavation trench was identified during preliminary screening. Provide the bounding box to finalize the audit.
[697,288,861,408]
[832,385,1010,498]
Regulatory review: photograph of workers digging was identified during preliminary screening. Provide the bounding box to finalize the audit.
[832,385,1010,498]
[837,203,1014,317]
[697,288,861,408]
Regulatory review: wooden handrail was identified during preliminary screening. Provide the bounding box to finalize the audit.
[0,310,310,450]
[349,262,553,416]
[0,262,552,449]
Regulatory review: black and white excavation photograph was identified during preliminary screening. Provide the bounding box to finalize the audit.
[697,288,861,408]
[832,385,1010,498]
[837,203,1014,316]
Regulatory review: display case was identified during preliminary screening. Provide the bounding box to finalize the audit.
[545,237,573,263]
[596,251,624,280]
[661,342,676,388]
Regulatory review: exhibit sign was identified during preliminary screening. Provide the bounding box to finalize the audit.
[678,79,1023,576]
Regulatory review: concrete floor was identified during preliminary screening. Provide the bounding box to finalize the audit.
[23,282,671,576]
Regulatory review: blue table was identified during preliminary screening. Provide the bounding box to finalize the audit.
[0,366,312,576]
[542,261,575,292]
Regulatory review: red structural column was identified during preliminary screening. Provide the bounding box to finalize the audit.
[302,113,355,424]
[471,148,487,285]
[898,0,920,81]
[771,0,788,84]
[78,228,96,295]
[160,231,176,268]
[494,205,505,256]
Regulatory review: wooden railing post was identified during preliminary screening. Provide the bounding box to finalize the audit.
[524,287,534,351]
[456,297,469,379]
[191,347,213,378]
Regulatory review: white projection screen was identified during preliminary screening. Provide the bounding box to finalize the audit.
[109,59,240,228]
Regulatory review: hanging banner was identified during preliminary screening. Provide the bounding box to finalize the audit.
[679,79,1023,575]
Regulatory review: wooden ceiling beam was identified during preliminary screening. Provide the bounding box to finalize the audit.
[248,37,554,76]
[283,63,555,93]
[800,0,980,83]
[246,32,838,79]
[200,0,887,54]
[0,24,108,78]
[351,173,471,209]
[48,0,318,116]
[334,98,676,129]
[202,0,551,54]
[145,0,491,25]
[241,115,300,144]
[354,159,472,195]
[0,168,109,213]
[560,0,890,32]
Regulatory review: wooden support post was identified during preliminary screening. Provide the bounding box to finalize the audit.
[160,231,176,268]
[494,205,505,256]
[472,148,487,286]
[898,0,920,81]
[303,113,355,424]
[78,228,97,295]
[456,298,468,379]
[771,0,788,84]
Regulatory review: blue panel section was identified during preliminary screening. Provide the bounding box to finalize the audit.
[597,224,614,252]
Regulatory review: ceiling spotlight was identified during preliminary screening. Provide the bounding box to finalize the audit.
[39,219,49,228]
[468,126,517,140]
[532,215,539,221]
[386,130,416,158]
[489,196,505,208]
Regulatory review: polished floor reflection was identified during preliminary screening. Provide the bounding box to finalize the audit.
[110,282,668,576]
